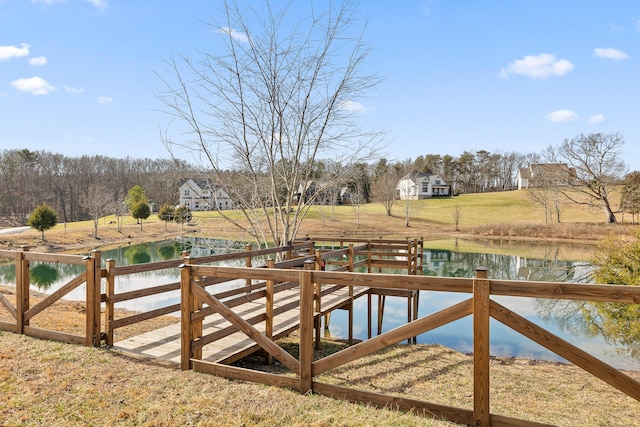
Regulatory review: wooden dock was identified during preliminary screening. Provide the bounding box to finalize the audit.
[114,284,370,365]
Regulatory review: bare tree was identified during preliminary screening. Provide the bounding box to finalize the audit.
[372,159,403,216]
[525,166,567,224]
[83,184,114,238]
[546,133,627,224]
[619,171,640,223]
[453,205,462,231]
[157,1,383,248]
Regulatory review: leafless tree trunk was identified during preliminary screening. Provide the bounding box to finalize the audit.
[156,0,383,248]
[453,205,462,231]
[83,184,114,238]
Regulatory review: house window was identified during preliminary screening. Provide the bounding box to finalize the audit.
[184,189,190,196]
[421,182,429,193]
[435,179,441,185]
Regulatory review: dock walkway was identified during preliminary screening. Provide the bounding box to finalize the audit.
[114,284,369,365]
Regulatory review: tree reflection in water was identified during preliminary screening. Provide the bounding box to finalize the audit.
[30,263,59,290]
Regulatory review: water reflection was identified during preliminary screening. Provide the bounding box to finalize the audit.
[30,263,59,289]
[0,238,637,369]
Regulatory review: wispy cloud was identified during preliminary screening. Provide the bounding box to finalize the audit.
[32,0,107,9]
[11,76,57,95]
[97,96,113,104]
[28,56,48,66]
[0,43,30,60]
[83,0,107,10]
[339,100,369,113]
[545,110,579,123]
[215,27,250,44]
[594,47,629,61]
[499,54,574,79]
[64,86,84,94]
[588,114,605,125]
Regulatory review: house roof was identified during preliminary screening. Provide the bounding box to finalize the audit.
[179,178,226,191]
[400,172,445,184]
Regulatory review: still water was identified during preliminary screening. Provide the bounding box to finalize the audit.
[1,237,638,370]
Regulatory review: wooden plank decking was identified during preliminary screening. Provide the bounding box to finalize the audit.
[114,285,369,365]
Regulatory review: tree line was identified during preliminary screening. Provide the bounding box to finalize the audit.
[0,149,190,226]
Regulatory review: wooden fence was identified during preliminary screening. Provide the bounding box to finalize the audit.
[2,238,639,426]
[0,238,421,347]
[180,262,640,427]
[0,246,101,346]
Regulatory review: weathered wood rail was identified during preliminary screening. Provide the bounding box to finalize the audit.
[1,237,639,426]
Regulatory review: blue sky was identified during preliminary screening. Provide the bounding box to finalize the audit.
[2,1,639,170]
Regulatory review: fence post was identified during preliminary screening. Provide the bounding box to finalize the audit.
[84,254,97,346]
[15,246,30,334]
[180,260,193,370]
[265,258,275,365]
[406,239,412,275]
[105,258,115,347]
[91,250,102,346]
[473,267,490,427]
[417,237,424,274]
[245,244,252,289]
[347,243,354,344]
[299,261,315,393]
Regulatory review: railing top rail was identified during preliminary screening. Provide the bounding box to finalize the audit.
[182,265,640,304]
[309,236,420,245]
[24,252,88,265]
[107,242,315,276]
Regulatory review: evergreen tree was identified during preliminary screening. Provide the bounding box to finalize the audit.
[27,204,58,240]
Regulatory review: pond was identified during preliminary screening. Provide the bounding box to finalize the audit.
[1,237,638,370]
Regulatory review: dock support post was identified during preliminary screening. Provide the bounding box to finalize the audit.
[245,244,252,291]
[299,261,315,393]
[180,260,193,370]
[265,259,275,364]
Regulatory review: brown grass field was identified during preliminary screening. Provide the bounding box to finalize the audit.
[1,191,640,426]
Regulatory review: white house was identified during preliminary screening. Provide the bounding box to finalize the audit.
[178,178,234,211]
[517,164,576,190]
[396,173,450,200]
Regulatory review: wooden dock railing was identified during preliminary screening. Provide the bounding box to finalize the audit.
[181,263,640,427]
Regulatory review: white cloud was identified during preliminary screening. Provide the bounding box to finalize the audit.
[545,110,579,123]
[11,76,57,95]
[0,43,30,60]
[28,56,48,66]
[97,96,113,104]
[594,47,629,61]
[499,54,574,79]
[215,27,250,44]
[64,86,84,94]
[339,100,368,113]
[588,114,605,125]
